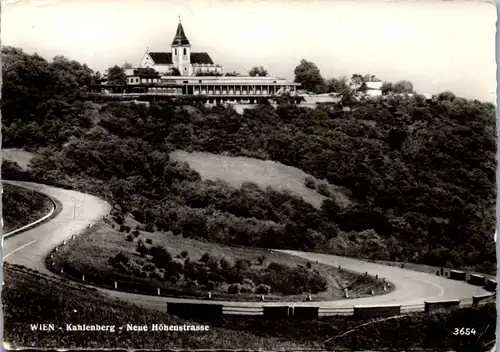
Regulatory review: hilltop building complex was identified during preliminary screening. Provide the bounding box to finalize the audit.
[90,19,299,103]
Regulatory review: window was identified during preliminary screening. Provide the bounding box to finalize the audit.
[175,48,177,55]
[183,48,186,55]
[184,67,187,71]
[136,78,139,83]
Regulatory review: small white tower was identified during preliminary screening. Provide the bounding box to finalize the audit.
[171,16,191,76]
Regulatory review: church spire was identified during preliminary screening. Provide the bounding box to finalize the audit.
[172,18,190,46]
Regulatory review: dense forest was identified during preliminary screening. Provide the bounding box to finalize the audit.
[2,47,496,273]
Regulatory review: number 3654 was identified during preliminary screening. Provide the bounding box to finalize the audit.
[453,328,476,336]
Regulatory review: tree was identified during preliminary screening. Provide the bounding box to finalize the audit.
[293,59,324,93]
[393,80,414,94]
[326,76,349,93]
[381,82,394,95]
[165,67,181,76]
[122,62,133,69]
[225,71,240,76]
[106,65,126,85]
[248,66,268,77]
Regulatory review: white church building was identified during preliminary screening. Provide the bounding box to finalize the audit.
[137,19,223,76]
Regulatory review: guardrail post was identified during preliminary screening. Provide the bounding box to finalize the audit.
[344,288,349,298]
[261,294,265,301]
[371,289,374,295]
[157,288,160,296]
[208,292,212,299]
[114,281,117,289]
[82,275,85,281]
[307,294,312,301]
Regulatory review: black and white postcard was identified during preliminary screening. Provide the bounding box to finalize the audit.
[1,0,497,351]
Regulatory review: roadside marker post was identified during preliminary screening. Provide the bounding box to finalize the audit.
[261,294,265,301]
[82,275,85,281]
[371,289,374,295]
[208,292,212,299]
[344,288,349,298]
[114,281,117,289]
[158,288,160,296]
[307,294,312,301]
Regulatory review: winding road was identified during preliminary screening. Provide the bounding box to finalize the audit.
[2,180,491,313]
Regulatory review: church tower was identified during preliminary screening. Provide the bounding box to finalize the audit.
[171,17,191,76]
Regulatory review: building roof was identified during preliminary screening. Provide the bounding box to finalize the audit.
[190,52,214,64]
[147,52,214,65]
[149,52,173,64]
[172,22,190,46]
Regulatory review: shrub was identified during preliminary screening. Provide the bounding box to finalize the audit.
[241,284,254,293]
[242,278,255,287]
[142,263,156,272]
[145,223,155,232]
[110,252,129,266]
[228,283,242,294]
[126,234,134,242]
[200,252,211,263]
[317,182,331,197]
[235,259,251,271]
[305,176,316,189]
[180,250,189,258]
[220,257,231,270]
[306,262,312,269]
[206,281,215,290]
[255,284,271,294]
[257,255,266,265]
[150,246,173,269]
[132,230,140,237]
[136,243,149,257]
[267,262,286,271]
[146,238,152,245]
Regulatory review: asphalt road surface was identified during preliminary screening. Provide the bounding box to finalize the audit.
[2,180,491,313]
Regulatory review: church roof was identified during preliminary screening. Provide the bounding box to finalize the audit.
[172,22,190,46]
[148,52,172,64]
[191,52,214,64]
[147,52,214,65]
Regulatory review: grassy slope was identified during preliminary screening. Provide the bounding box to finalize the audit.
[50,220,388,301]
[2,264,313,350]
[2,148,35,171]
[2,183,53,233]
[170,150,352,209]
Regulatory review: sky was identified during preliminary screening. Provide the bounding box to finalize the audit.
[2,0,497,102]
